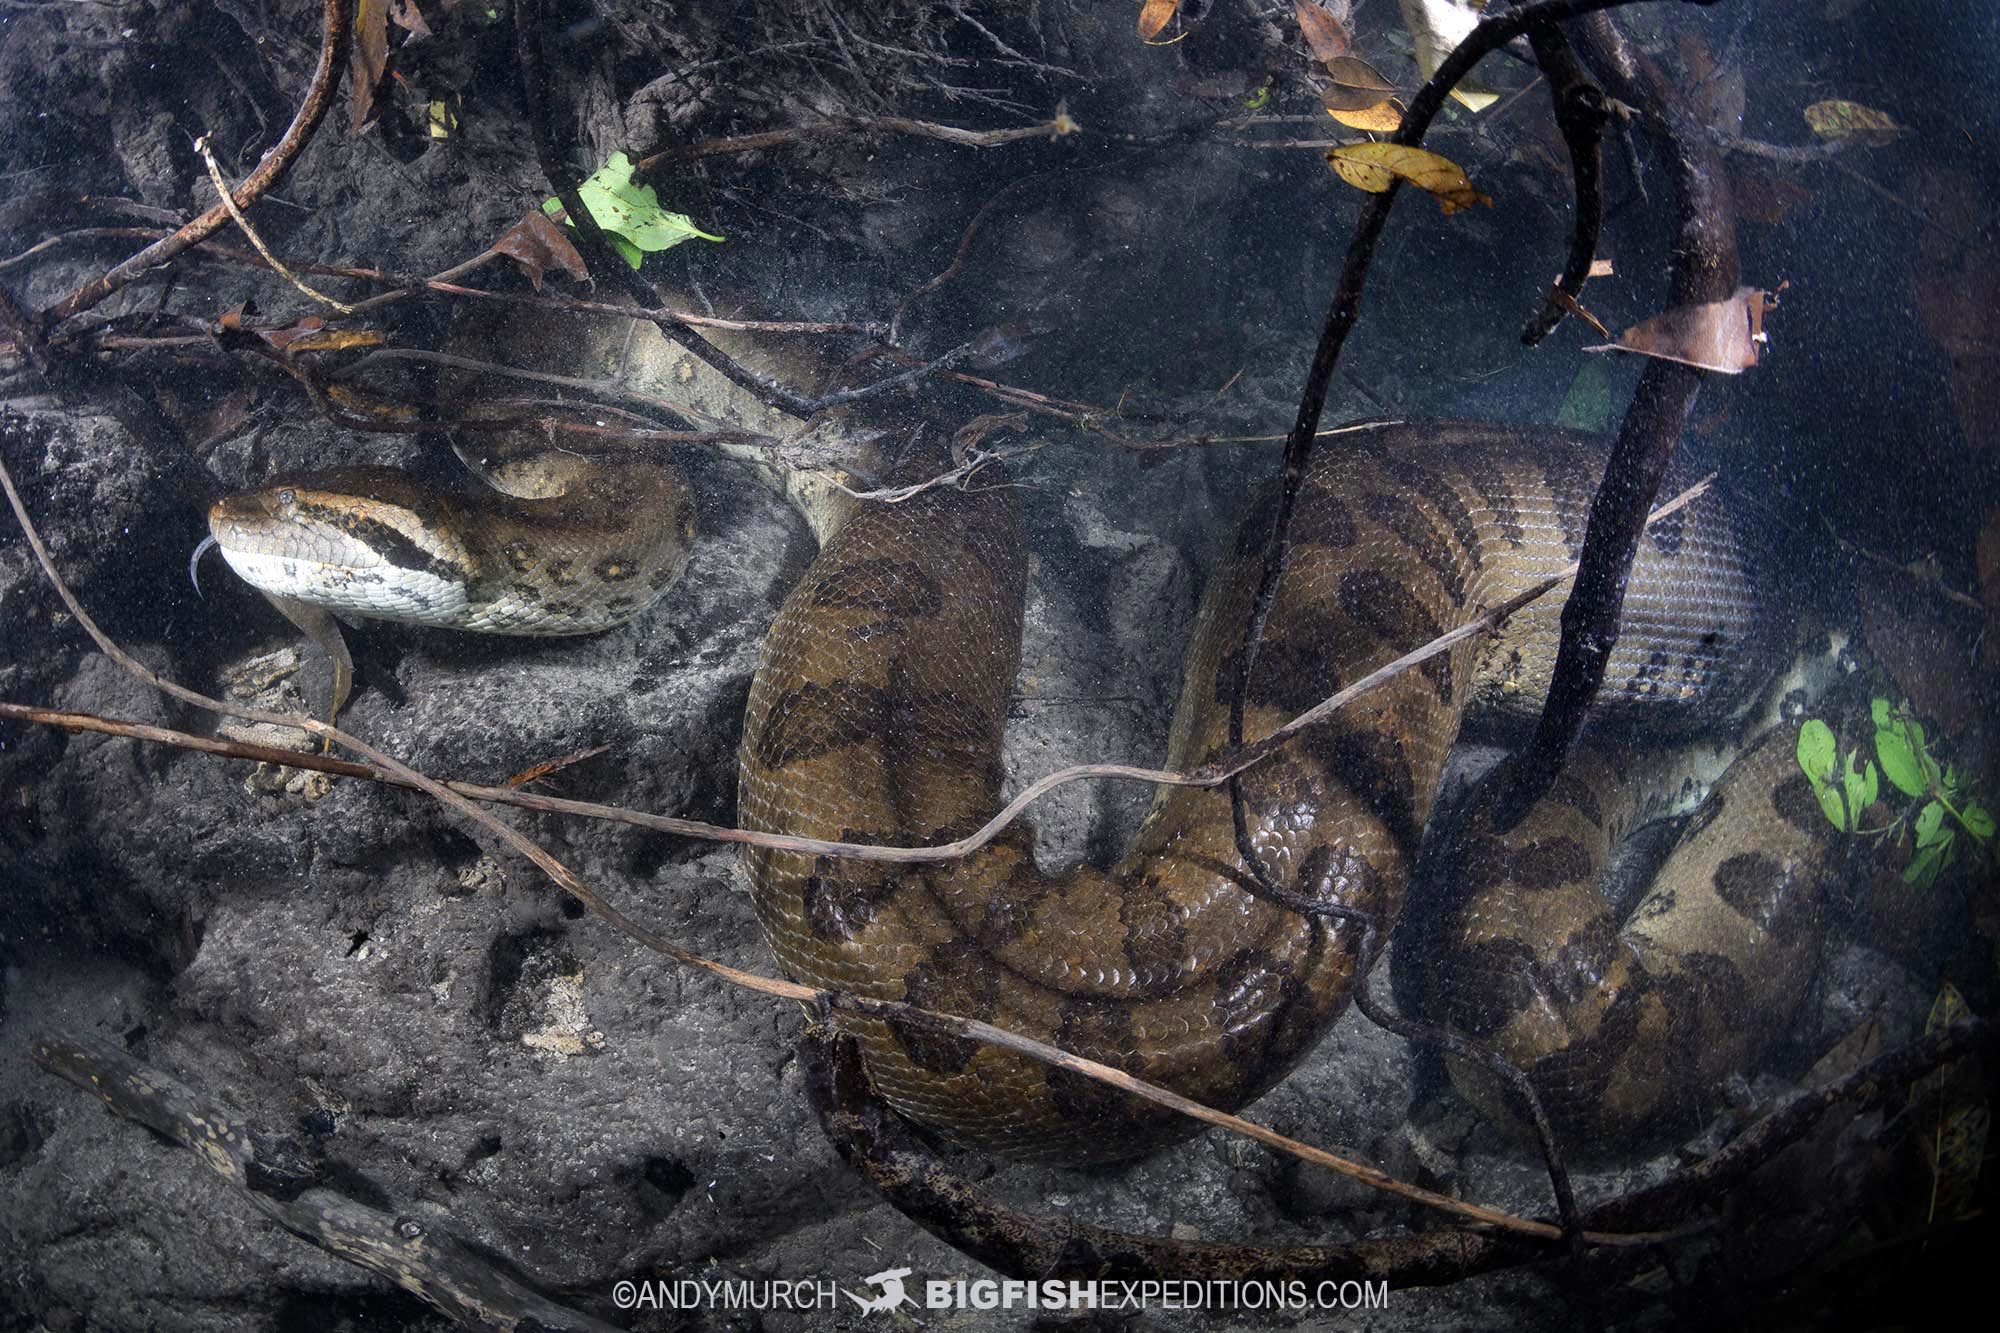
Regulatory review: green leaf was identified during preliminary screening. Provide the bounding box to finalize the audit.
[1798,719,1838,786]
[542,151,723,270]
[1871,697,1893,728]
[1916,800,1948,848]
[1815,783,1850,833]
[1843,755,1878,822]
[1876,727,1927,797]
[1961,801,1995,841]
[1903,841,1946,889]
[1920,741,1942,787]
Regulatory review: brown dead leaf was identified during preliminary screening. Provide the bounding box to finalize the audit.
[1327,99,1404,132]
[1296,1,1351,61]
[1733,165,1813,226]
[952,411,1028,463]
[278,327,386,355]
[1326,142,1490,213]
[1586,285,1781,373]
[324,384,421,424]
[242,314,328,352]
[349,0,390,133]
[487,209,589,290]
[1138,0,1181,42]
[1549,287,1610,339]
[389,0,432,37]
[1858,563,1984,741]
[1321,55,1397,112]
[505,745,611,790]
[1911,169,2000,464]
[1677,30,1717,87]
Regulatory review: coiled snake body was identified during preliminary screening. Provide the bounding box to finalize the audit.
[740,418,1830,1161]
[214,418,1836,1164]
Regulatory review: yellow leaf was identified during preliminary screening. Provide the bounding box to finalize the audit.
[1137,0,1181,42]
[1321,55,1398,112]
[1326,142,1491,213]
[1804,99,1907,146]
[1327,99,1404,132]
[1926,981,1968,1033]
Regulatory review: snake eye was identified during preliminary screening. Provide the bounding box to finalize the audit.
[276,488,296,508]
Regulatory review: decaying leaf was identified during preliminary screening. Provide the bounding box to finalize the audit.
[1396,0,1500,112]
[487,209,590,290]
[1548,287,1610,339]
[325,384,420,424]
[1804,99,1908,146]
[1733,165,1814,226]
[216,308,381,355]
[1326,142,1490,213]
[1857,563,1984,741]
[349,0,391,133]
[1585,285,1783,374]
[505,745,611,790]
[1321,55,1397,112]
[1296,1,1352,61]
[1327,99,1404,132]
[1138,0,1181,42]
[1556,356,1618,434]
[272,324,385,355]
[1916,984,1988,1224]
[388,0,431,37]
[1678,32,1745,134]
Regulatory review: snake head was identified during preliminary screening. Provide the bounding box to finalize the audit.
[205,473,478,624]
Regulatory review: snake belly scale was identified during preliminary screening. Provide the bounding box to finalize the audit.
[740,418,1810,1163]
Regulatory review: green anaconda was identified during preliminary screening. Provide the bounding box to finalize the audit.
[211,418,1839,1164]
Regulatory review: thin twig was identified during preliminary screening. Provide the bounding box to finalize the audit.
[636,110,1078,170]
[0,453,1711,871]
[38,0,348,327]
[0,424,1654,1246]
[193,133,357,314]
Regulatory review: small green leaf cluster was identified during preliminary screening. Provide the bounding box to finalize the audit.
[1796,698,1994,889]
[543,152,723,270]
[1869,699,1994,887]
[1796,717,1877,833]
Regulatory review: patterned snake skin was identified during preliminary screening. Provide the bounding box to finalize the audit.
[211,413,1837,1164]
[740,418,1833,1162]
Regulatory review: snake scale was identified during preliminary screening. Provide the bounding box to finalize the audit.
[211,417,1839,1164]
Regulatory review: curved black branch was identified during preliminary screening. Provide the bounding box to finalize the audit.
[1520,23,1610,346]
[1491,10,1741,831]
[1223,0,1684,899]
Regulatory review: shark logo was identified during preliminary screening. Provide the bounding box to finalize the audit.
[843,1266,913,1315]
